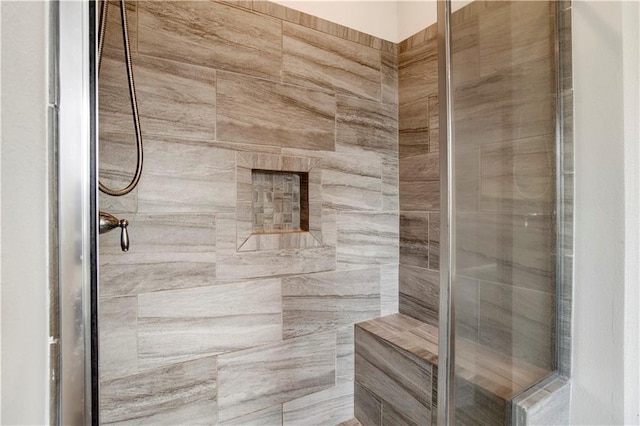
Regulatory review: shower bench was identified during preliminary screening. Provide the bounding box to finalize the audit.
[353,314,550,426]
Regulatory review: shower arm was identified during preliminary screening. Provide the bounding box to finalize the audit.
[99,211,129,252]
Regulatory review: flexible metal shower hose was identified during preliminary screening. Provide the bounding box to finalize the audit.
[98,0,143,197]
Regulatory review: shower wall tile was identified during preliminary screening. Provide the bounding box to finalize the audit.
[100,357,217,425]
[336,96,398,157]
[137,279,282,368]
[337,326,355,383]
[381,44,399,106]
[100,213,216,297]
[283,381,355,426]
[399,212,429,268]
[138,1,282,80]
[478,280,555,370]
[398,265,439,326]
[99,296,138,381]
[382,155,399,212]
[98,131,138,213]
[102,0,137,52]
[428,212,439,270]
[456,212,555,293]
[380,264,399,316]
[337,212,399,267]
[455,147,480,212]
[354,382,382,426]
[399,171,439,211]
[137,137,235,213]
[283,22,381,101]
[480,135,555,214]
[216,72,336,151]
[133,53,216,140]
[217,332,336,422]
[282,268,380,339]
[321,154,382,212]
[219,406,282,426]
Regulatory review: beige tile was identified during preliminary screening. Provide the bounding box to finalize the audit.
[283,22,381,101]
[400,212,429,269]
[217,72,336,151]
[101,0,137,53]
[283,382,354,426]
[98,131,138,214]
[381,45,398,105]
[428,212,440,270]
[399,265,439,326]
[137,137,236,213]
[336,96,398,157]
[100,357,217,425]
[399,153,439,211]
[455,147,480,212]
[380,264,399,316]
[337,326,355,384]
[100,213,216,297]
[99,296,138,381]
[137,279,282,368]
[480,135,555,214]
[382,155,399,212]
[138,1,281,80]
[322,154,382,212]
[219,406,283,426]
[217,332,336,422]
[354,382,381,426]
[337,212,399,267]
[283,268,380,339]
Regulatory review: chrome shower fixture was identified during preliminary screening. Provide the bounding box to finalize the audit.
[99,211,130,252]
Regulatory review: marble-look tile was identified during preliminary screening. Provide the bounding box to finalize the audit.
[102,0,137,52]
[132,53,216,140]
[217,332,336,422]
[98,131,138,214]
[354,382,381,426]
[138,1,281,80]
[399,265,439,326]
[99,296,138,380]
[338,418,363,426]
[478,280,555,370]
[455,147,480,212]
[480,135,555,214]
[100,357,217,425]
[382,155,399,212]
[137,137,235,213]
[428,212,439,270]
[399,153,439,211]
[429,127,439,154]
[336,96,397,157]
[283,22,381,101]
[455,212,555,293]
[381,45,398,106]
[283,268,380,339]
[456,276,479,341]
[400,212,429,268]
[217,72,335,151]
[337,326,355,384]
[283,382,354,426]
[323,155,382,212]
[219,406,282,426]
[380,264,399,316]
[137,279,282,368]
[337,212,398,267]
[382,402,421,426]
[524,380,570,425]
[399,128,429,159]
[355,327,432,425]
[478,1,553,76]
[100,214,216,297]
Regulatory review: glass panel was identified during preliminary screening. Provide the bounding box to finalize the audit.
[450,1,558,423]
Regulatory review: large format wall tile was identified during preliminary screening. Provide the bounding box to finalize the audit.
[217,332,336,422]
[337,212,399,267]
[138,1,282,80]
[400,212,429,268]
[336,96,398,157]
[137,279,282,368]
[100,214,216,297]
[283,268,380,339]
[283,22,381,101]
[399,265,439,326]
[217,72,336,151]
[99,296,138,381]
[354,382,382,426]
[137,138,235,213]
[321,154,382,212]
[283,382,354,426]
[380,264,399,316]
[219,406,283,426]
[100,357,217,425]
[337,326,355,384]
[98,131,138,213]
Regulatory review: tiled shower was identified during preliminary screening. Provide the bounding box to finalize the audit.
[98,1,571,424]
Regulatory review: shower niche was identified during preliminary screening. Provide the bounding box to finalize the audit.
[236,152,323,252]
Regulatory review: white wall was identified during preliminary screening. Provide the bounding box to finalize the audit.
[571,1,640,424]
[0,1,50,424]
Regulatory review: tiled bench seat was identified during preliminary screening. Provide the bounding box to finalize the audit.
[354,314,551,426]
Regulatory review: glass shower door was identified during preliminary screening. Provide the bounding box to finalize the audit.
[442,0,560,423]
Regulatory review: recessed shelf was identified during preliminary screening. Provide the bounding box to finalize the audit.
[251,169,309,234]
